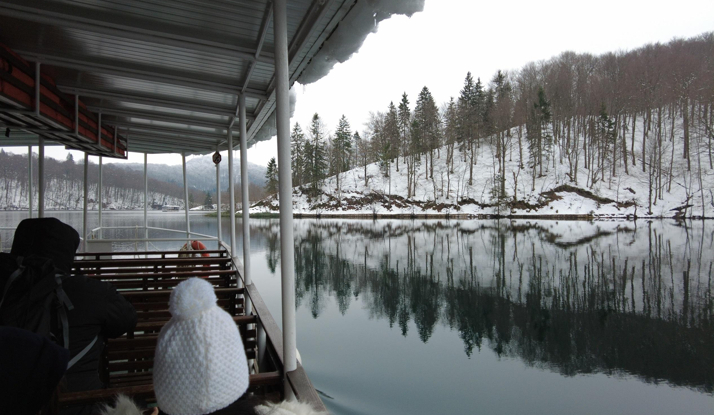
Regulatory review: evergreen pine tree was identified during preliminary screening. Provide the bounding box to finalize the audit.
[265,157,279,195]
[385,102,400,171]
[331,115,353,196]
[306,113,327,194]
[291,123,306,186]
[414,86,441,180]
[398,93,411,163]
[458,73,484,185]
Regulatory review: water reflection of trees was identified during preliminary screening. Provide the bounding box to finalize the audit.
[261,220,713,393]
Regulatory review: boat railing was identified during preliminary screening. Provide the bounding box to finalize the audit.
[84,225,220,253]
[220,241,326,409]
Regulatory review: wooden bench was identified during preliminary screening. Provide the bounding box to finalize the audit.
[60,250,282,408]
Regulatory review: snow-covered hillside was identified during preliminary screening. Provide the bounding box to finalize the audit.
[0,177,184,210]
[253,115,714,218]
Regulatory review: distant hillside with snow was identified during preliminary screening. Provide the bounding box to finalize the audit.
[117,153,266,193]
[253,115,713,218]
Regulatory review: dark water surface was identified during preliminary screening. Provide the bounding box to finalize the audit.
[1,212,712,414]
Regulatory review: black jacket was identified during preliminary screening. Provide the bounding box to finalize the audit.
[62,275,137,391]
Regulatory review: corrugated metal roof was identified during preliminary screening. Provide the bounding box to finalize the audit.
[0,0,357,155]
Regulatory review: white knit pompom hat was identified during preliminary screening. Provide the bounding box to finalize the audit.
[153,278,249,415]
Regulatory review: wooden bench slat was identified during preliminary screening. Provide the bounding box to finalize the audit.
[75,250,227,257]
[120,287,243,299]
[110,278,235,289]
[86,269,235,280]
[75,257,231,268]
[74,266,229,276]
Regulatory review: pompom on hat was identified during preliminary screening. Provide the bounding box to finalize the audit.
[153,278,249,415]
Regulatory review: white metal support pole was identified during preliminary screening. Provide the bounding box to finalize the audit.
[274,0,297,387]
[239,94,251,287]
[227,129,237,265]
[34,63,41,218]
[144,153,149,253]
[83,153,89,251]
[38,138,45,218]
[216,145,222,245]
[182,153,191,241]
[28,146,33,218]
[98,157,103,238]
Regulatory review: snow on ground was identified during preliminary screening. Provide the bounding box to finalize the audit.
[0,177,184,211]
[252,115,713,218]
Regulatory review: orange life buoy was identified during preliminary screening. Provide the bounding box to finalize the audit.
[189,240,209,255]
[179,241,211,277]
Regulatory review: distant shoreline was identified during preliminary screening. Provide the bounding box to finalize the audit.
[1,209,711,220]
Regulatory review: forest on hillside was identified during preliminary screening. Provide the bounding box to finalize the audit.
[0,150,268,210]
[275,33,714,216]
[0,150,187,209]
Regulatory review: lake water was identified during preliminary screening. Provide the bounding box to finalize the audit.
[1,212,713,414]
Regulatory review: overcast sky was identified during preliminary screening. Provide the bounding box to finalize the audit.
[6,0,714,167]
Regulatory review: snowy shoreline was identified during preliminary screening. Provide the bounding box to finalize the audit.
[290,212,712,220]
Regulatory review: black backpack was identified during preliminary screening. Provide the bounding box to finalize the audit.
[0,253,96,368]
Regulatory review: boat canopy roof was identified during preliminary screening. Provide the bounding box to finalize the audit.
[0,0,424,156]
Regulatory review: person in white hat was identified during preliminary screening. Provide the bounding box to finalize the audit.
[100,278,327,415]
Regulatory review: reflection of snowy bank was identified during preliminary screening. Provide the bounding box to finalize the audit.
[254,219,709,320]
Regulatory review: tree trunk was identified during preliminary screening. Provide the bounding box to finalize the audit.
[469,141,474,186]
[583,116,589,170]
[642,110,648,173]
[668,109,675,193]
[364,159,368,188]
[612,114,619,178]
[622,115,629,175]
[429,149,434,180]
[631,112,636,167]
[518,125,524,169]
[683,98,690,171]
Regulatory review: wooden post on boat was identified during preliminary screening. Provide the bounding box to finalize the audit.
[273,0,297,396]
[144,153,149,253]
[83,153,89,251]
[38,137,44,217]
[216,145,222,245]
[27,146,33,218]
[239,93,251,289]
[228,128,238,271]
[182,152,191,241]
